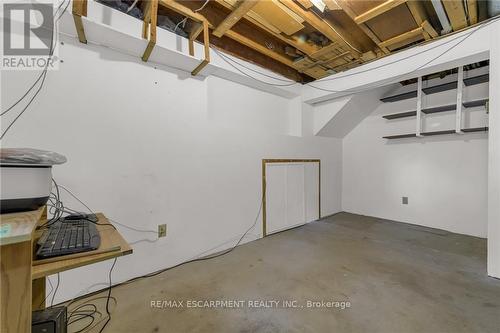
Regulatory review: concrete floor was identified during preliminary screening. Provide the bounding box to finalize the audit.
[71,213,500,333]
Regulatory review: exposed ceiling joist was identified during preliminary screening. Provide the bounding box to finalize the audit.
[467,0,478,24]
[334,0,390,54]
[212,0,257,37]
[354,0,408,24]
[442,0,468,31]
[378,26,424,49]
[421,20,438,38]
[133,0,487,81]
[279,0,364,57]
[324,0,342,11]
[214,0,320,56]
[161,0,314,80]
[297,0,314,9]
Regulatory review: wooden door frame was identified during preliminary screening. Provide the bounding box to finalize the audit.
[262,159,321,237]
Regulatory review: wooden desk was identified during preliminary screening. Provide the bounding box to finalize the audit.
[0,208,133,332]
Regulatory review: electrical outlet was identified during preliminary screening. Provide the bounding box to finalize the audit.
[158,224,167,238]
[402,197,409,205]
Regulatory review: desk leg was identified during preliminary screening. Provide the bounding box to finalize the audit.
[32,277,46,310]
[0,241,32,333]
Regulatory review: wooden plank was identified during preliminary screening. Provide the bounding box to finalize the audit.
[160,0,206,22]
[72,15,87,44]
[406,0,431,39]
[252,0,305,35]
[334,0,389,54]
[32,277,46,311]
[324,0,342,11]
[213,0,258,37]
[361,50,377,61]
[442,0,468,31]
[297,0,314,9]
[279,0,363,57]
[220,0,283,34]
[215,0,319,56]
[310,43,344,61]
[467,0,478,24]
[72,0,87,16]
[226,29,295,67]
[189,22,203,56]
[192,21,210,75]
[72,0,88,44]
[0,208,44,246]
[142,0,152,39]
[32,213,132,279]
[163,0,304,77]
[1,241,32,333]
[378,26,424,49]
[406,0,427,24]
[421,20,438,38]
[354,0,408,24]
[141,0,158,62]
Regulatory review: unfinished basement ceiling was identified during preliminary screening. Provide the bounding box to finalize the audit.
[99,0,495,82]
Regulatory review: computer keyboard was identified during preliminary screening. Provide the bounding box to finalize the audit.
[36,219,101,259]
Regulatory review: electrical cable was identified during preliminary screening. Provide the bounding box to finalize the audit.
[0,0,71,140]
[97,258,117,333]
[57,184,156,234]
[214,49,299,87]
[50,273,61,308]
[174,0,210,33]
[0,0,67,117]
[304,19,499,94]
[308,15,500,90]
[38,275,54,309]
[214,49,296,83]
[54,188,264,332]
[212,16,500,93]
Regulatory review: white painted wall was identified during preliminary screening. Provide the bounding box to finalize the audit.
[487,29,500,277]
[342,74,489,238]
[0,35,343,303]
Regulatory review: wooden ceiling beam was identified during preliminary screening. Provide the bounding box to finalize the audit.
[212,0,257,37]
[467,0,478,24]
[421,20,438,38]
[141,0,159,62]
[161,0,312,80]
[442,0,468,31]
[324,0,342,11]
[378,26,424,49]
[209,35,312,82]
[335,0,390,54]
[214,0,320,56]
[406,1,438,39]
[354,0,408,24]
[279,0,364,57]
[297,0,314,9]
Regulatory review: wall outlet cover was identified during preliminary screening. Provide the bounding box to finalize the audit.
[402,197,409,205]
[158,224,167,238]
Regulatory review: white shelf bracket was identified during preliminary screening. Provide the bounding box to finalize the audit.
[456,66,464,133]
[416,76,423,137]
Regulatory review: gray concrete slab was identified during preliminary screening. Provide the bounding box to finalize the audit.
[70,213,500,333]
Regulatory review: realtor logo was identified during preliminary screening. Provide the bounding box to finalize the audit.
[2,1,58,70]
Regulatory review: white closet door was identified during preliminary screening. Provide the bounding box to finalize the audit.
[285,164,305,229]
[266,162,317,235]
[305,162,320,223]
[266,164,287,234]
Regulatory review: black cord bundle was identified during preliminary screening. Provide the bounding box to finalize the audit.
[45,181,263,332]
